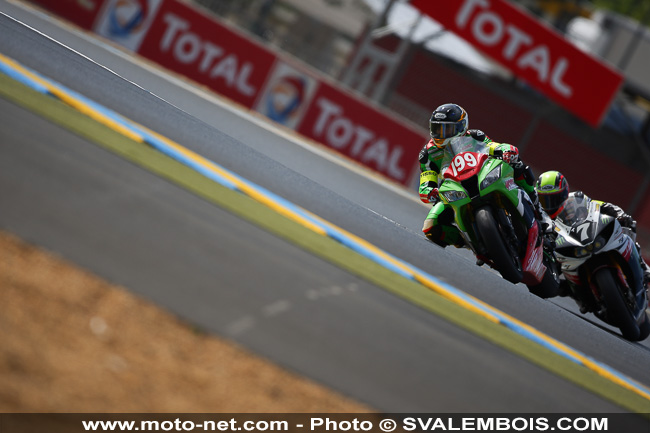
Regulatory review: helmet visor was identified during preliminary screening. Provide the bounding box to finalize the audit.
[430,121,464,140]
[538,189,569,218]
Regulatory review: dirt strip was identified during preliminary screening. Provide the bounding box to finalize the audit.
[0,230,373,413]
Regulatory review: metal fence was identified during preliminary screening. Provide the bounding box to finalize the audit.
[190,0,370,77]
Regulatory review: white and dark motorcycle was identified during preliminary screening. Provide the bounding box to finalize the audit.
[553,194,650,341]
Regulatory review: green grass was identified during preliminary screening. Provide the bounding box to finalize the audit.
[2,72,650,414]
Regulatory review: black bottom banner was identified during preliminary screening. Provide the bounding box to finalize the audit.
[1,414,649,433]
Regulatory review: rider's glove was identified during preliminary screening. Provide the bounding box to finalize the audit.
[502,149,519,164]
[428,188,440,203]
[618,213,636,230]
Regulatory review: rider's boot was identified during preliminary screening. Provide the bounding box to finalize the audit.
[423,223,447,248]
[634,243,650,283]
[637,243,650,288]
[424,222,466,249]
[642,261,650,288]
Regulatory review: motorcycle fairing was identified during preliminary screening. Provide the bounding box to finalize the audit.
[439,151,546,284]
[520,221,546,284]
[555,201,648,324]
[440,153,522,235]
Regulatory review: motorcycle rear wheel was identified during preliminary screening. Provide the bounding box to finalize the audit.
[475,207,523,284]
[595,268,641,341]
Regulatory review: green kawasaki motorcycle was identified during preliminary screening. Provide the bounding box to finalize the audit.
[437,139,560,298]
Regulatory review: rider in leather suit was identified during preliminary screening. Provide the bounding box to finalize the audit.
[536,170,650,311]
[419,103,548,251]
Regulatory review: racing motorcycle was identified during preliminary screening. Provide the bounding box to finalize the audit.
[553,194,650,341]
[437,138,560,298]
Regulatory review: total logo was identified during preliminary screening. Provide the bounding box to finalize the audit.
[95,0,162,51]
[255,62,317,129]
[107,0,149,37]
[264,75,306,124]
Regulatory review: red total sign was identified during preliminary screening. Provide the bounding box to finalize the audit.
[297,82,424,184]
[410,0,624,127]
[138,0,276,109]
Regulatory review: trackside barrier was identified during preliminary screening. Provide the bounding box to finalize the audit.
[26,0,425,186]
[3,53,650,408]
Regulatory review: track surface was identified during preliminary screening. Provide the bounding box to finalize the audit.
[1,1,649,412]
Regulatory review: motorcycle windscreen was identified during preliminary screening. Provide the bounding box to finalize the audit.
[557,195,590,226]
[440,137,491,174]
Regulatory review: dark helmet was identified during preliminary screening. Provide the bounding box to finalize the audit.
[429,103,469,149]
[536,170,570,218]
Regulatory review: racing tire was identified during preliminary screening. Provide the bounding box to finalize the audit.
[595,268,641,341]
[475,207,523,284]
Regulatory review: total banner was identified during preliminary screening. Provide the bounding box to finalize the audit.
[26,0,426,186]
[410,0,624,127]
[297,81,424,184]
[137,0,277,109]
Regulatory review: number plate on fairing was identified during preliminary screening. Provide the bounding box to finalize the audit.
[444,152,489,181]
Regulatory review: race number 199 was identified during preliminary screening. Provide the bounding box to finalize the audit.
[451,153,477,177]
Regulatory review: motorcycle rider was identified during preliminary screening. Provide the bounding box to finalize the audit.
[419,103,550,253]
[535,170,650,310]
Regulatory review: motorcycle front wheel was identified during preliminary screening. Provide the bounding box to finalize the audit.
[475,207,523,284]
[595,268,642,341]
